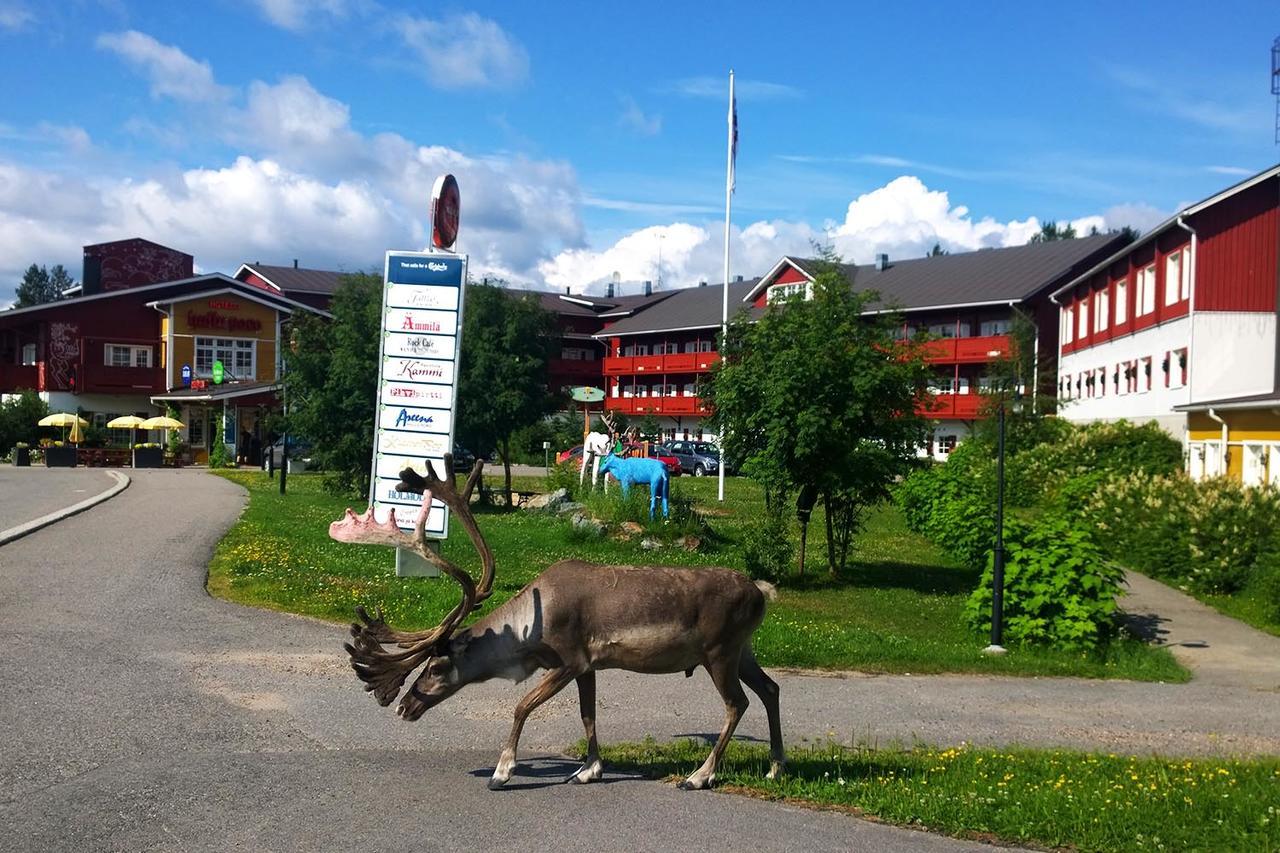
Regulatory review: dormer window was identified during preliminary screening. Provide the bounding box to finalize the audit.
[768,282,808,303]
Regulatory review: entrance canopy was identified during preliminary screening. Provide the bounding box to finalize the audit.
[151,380,281,407]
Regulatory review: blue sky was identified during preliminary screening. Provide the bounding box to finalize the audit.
[1,1,1278,294]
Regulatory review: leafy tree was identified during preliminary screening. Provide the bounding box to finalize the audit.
[14,264,68,308]
[0,389,49,451]
[455,282,559,505]
[284,273,382,496]
[1028,221,1077,243]
[708,253,932,576]
[636,413,661,442]
[927,242,948,257]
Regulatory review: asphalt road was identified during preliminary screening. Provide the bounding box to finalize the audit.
[2,470,1278,851]
[0,466,116,532]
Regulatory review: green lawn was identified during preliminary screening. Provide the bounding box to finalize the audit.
[597,739,1280,853]
[208,469,1185,681]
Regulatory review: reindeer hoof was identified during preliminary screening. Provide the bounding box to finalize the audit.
[566,758,603,785]
[678,774,714,790]
[487,774,510,790]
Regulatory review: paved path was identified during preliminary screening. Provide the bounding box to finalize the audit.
[1120,570,1280,690]
[2,470,1279,852]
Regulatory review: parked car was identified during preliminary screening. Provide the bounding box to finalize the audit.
[556,445,583,465]
[451,444,477,471]
[269,436,313,468]
[665,440,731,477]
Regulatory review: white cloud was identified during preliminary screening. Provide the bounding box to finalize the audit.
[96,30,229,102]
[1101,202,1169,234]
[1205,165,1253,177]
[670,76,802,100]
[0,2,33,30]
[251,0,350,31]
[243,75,360,164]
[618,95,661,136]
[395,13,529,90]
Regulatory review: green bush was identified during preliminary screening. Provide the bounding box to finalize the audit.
[545,459,581,499]
[965,515,1125,650]
[0,389,49,452]
[209,441,233,469]
[580,482,705,539]
[740,508,793,585]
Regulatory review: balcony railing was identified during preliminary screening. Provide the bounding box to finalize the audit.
[548,357,602,378]
[915,392,987,419]
[606,396,710,416]
[604,352,720,376]
[911,334,1012,364]
[0,364,39,391]
[81,362,167,393]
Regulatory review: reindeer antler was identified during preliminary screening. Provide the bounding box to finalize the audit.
[332,453,494,706]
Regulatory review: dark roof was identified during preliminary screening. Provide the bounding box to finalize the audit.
[520,288,674,319]
[777,233,1128,312]
[239,264,348,295]
[596,279,764,337]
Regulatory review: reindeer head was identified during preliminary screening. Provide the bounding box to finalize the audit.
[597,453,621,477]
[333,454,493,720]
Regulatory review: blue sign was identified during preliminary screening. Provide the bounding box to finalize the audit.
[181,364,192,386]
[386,254,464,287]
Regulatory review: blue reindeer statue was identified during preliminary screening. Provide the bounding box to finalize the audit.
[598,453,669,519]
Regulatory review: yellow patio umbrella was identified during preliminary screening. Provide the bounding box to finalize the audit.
[38,412,88,444]
[68,419,85,445]
[106,415,148,429]
[140,416,185,430]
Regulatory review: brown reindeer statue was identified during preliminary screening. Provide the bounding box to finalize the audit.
[331,454,784,790]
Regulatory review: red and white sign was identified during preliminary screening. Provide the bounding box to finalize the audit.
[430,174,460,251]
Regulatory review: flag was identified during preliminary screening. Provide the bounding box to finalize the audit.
[727,81,738,193]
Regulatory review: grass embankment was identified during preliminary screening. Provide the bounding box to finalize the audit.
[597,739,1280,853]
[208,470,1184,681]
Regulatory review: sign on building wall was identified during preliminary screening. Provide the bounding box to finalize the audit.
[369,251,467,539]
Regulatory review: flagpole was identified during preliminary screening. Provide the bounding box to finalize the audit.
[718,69,734,503]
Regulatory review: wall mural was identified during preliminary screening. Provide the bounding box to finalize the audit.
[47,322,80,391]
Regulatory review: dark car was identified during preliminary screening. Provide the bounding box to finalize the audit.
[665,440,731,477]
[451,445,477,471]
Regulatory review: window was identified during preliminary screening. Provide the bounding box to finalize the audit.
[1115,277,1128,324]
[1097,366,1106,396]
[1172,348,1188,388]
[928,323,957,339]
[682,340,713,353]
[1094,290,1109,332]
[979,319,1010,336]
[195,337,255,380]
[560,347,595,361]
[682,382,697,397]
[1136,265,1156,316]
[1077,299,1089,338]
[1165,251,1182,306]
[105,344,151,368]
[937,435,958,455]
[1180,249,1192,301]
[1061,306,1073,344]
[189,410,204,448]
[1141,357,1152,392]
[768,282,806,303]
[652,342,679,355]
[622,343,648,357]
[20,343,36,365]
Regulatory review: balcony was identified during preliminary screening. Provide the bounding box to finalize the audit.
[81,362,166,393]
[914,334,1011,364]
[915,392,987,419]
[0,364,39,391]
[605,396,709,416]
[548,357,602,378]
[603,352,720,376]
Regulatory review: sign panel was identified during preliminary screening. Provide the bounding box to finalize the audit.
[370,251,466,539]
[181,364,192,387]
[569,385,605,403]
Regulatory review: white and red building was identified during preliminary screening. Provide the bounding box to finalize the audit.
[1053,163,1280,484]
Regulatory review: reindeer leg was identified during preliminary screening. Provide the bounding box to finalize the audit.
[566,670,603,784]
[489,666,577,790]
[739,646,785,779]
[679,651,748,790]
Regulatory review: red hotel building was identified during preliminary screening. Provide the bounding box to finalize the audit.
[596,235,1127,458]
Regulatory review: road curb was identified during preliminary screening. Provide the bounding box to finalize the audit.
[0,470,131,546]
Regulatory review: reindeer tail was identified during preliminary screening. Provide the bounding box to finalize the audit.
[753,580,778,602]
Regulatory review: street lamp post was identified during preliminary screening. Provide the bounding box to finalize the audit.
[984,349,1008,655]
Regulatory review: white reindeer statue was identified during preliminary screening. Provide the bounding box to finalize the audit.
[580,410,617,491]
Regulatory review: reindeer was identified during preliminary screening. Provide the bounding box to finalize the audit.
[580,410,618,492]
[598,453,669,518]
[332,454,784,791]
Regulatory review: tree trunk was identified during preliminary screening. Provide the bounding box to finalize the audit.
[824,490,836,576]
[501,437,513,508]
[797,519,807,577]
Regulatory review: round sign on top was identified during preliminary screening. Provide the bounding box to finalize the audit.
[569,386,605,403]
[431,174,460,251]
